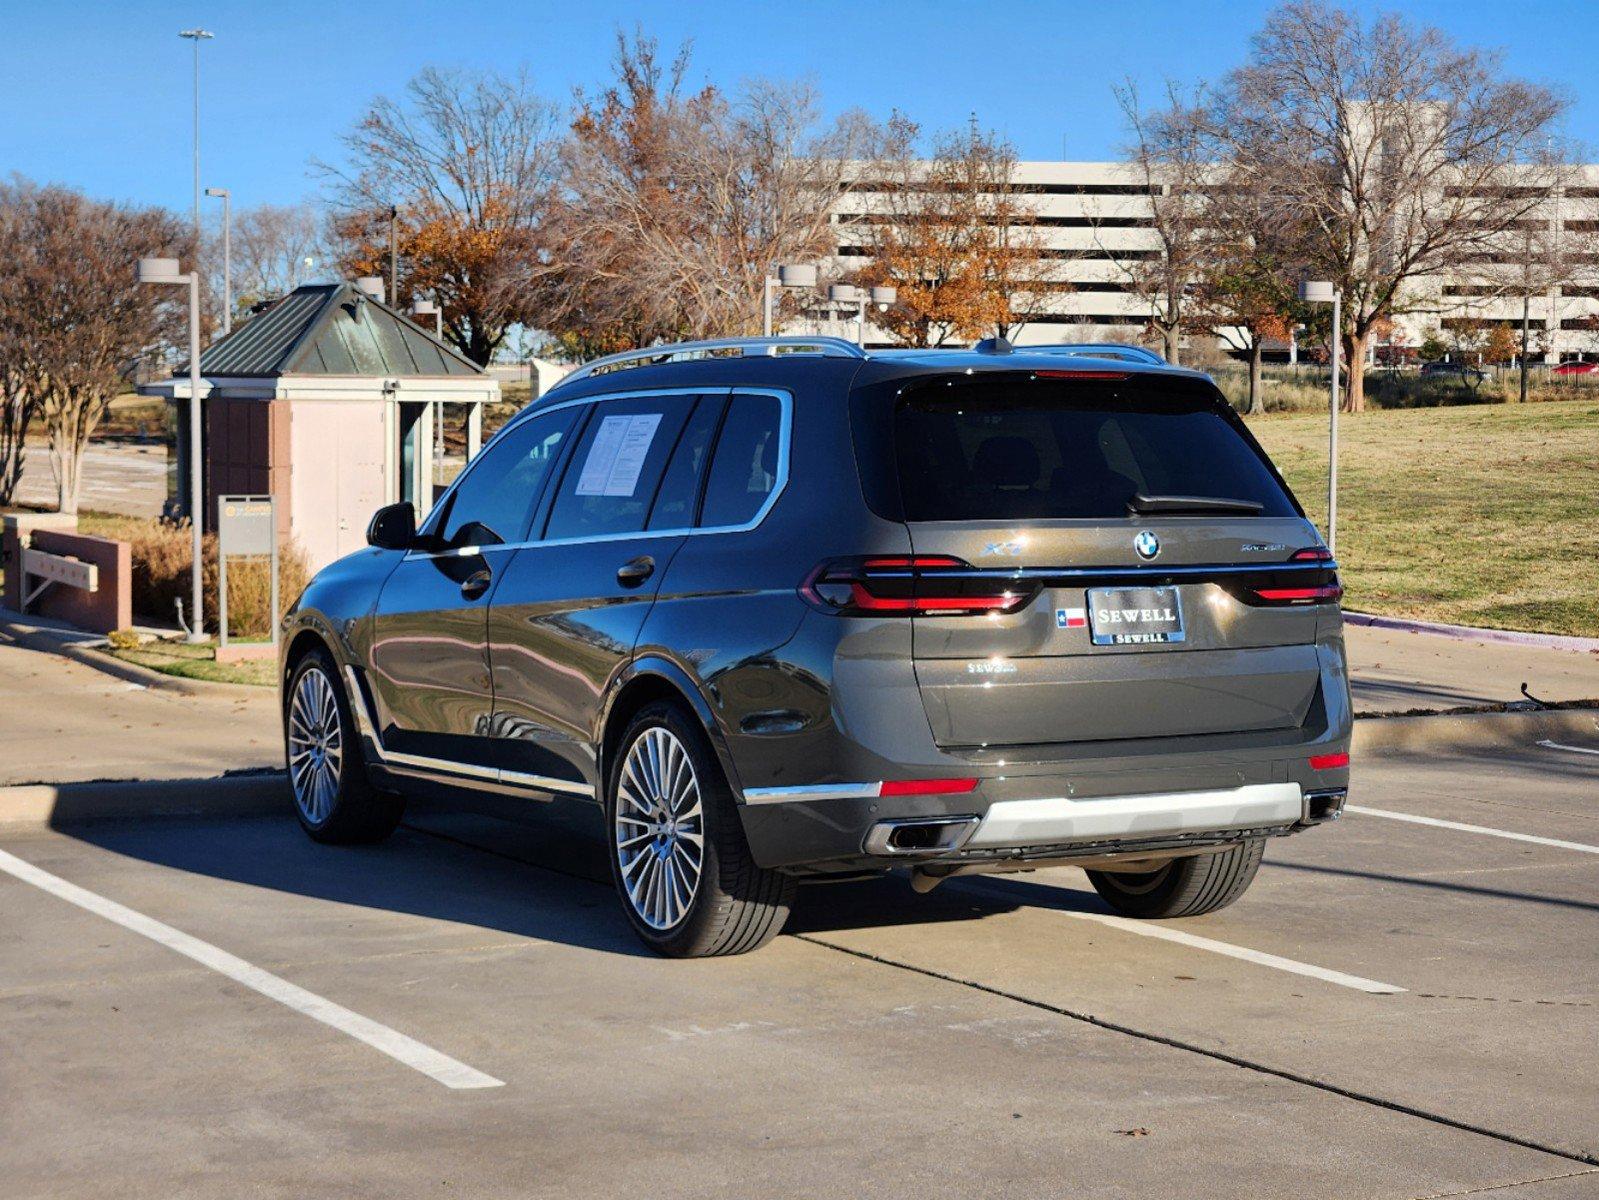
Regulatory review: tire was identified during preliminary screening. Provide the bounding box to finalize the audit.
[606,701,795,957]
[1086,838,1265,919]
[284,649,404,845]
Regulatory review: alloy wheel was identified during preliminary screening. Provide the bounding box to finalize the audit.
[615,727,705,930]
[288,667,343,826]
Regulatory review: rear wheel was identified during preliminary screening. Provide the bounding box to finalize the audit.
[284,650,403,844]
[1086,839,1265,919]
[606,701,794,957]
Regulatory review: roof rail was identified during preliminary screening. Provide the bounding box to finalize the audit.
[1030,342,1167,365]
[549,336,868,392]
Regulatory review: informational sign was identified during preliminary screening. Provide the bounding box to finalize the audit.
[575,413,662,497]
[217,494,279,650]
[218,497,276,557]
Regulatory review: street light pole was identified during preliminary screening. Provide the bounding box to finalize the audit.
[763,264,819,337]
[179,29,212,308]
[138,258,207,642]
[205,187,231,334]
[1299,280,1342,556]
[388,205,399,306]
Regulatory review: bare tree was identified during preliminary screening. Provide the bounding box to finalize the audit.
[6,184,186,513]
[206,201,329,321]
[550,33,877,350]
[0,181,43,504]
[1217,1,1569,411]
[848,116,1042,347]
[1106,80,1215,365]
[320,67,563,364]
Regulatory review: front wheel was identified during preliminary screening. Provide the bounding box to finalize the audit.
[1086,839,1265,919]
[606,702,795,957]
[284,650,403,844]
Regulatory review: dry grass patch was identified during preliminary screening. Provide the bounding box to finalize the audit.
[1246,401,1599,636]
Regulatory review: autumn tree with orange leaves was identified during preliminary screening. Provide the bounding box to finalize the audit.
[849,117,1044,348]
[321,67,563,364]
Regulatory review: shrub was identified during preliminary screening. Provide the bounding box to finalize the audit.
[81,513,309,639]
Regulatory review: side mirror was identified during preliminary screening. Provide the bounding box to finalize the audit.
[366,502,416,551]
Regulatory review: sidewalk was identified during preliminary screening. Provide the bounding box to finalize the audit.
[0,623,280,787]
[1344,623,1599,715]
[3,613,1597,792]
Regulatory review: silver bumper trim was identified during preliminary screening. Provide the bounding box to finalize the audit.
[965,782,1304,849]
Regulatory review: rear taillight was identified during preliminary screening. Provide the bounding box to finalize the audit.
[1290,547,1334,562]
[801,556,1039,617]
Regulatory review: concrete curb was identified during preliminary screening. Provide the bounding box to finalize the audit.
[0,771,287,828]
[1353,705,1599,756]
[5,706,1597,828]
[1344,611,1599,656]
[0,614,260,697]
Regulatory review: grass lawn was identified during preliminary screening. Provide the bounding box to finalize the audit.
[1245,400,1599,637]
[100,638,276,688]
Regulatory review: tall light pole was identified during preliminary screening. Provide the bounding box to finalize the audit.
[205,187,231,334]
[1299,280,1342,555]
[138,257,207,642]
[388,205,400,306]
[178,29,212,304]
[763,263,818,336]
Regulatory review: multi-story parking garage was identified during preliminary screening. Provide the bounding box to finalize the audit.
[801,160,1599,361]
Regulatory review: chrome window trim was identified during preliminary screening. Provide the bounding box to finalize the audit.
[743,782,882,804]
[405,386,792,560]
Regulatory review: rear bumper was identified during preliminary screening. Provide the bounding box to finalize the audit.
[738,776,1347,873]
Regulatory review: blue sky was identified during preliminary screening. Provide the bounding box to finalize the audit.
[5,0,1597,214]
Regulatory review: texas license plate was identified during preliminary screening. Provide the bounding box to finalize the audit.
[1086,586,1185,645]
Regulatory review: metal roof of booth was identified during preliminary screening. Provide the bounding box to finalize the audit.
[193,282,483,378]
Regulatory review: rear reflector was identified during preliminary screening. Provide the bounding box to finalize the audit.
[1308,752,1350,771]
[1254,584,1344,603]
[879,777,980,797]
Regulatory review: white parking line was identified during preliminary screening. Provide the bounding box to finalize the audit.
[1053,909,1406,994]
[1347,805,1599,856]
[0,847,504,1090]
[1537,739,1599,758]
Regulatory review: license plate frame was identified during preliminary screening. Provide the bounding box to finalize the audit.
[1086,585,1185,646]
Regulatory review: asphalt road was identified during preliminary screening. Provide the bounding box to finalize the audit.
[2,740,1595,1198]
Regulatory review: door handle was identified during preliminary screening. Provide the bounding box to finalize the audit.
[460,569,492,600]
[616,555,655,588]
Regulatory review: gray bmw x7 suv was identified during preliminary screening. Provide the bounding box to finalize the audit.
[280,336,1351,957]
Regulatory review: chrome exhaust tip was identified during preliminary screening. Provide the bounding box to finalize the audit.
[1303,788,1348,825]
[864,815,980,856]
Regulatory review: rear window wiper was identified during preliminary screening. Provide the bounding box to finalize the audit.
[1127,493,1265,516]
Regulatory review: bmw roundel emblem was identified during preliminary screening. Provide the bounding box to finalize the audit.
[1134,530,1161,560]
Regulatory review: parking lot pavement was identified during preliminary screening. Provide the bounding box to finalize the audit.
[12,441,167,518]
[1,742,1595,1198]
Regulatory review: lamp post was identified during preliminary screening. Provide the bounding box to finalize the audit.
[1298,280,1342,555]
[762,263,818,337]
[827,283,897,346]
[204,187,231,334]
[388,205,400,307]
[138,257,207,642]
[178,29,212,311]
[410,297,442,338]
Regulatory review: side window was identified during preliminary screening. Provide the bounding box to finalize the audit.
[544,395,692,540]
[699,393,783,529]
[434,408,577,549]
[647,396,726,531]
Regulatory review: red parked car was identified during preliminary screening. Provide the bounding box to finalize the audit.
[1552,361,1597,376]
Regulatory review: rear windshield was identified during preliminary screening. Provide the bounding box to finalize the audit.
[893,380,1297,521]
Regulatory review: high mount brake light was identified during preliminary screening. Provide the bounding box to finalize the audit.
[800,556,1039,617]
[1033,369,1129,381]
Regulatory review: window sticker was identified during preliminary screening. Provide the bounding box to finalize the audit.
[575,413,663,497]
